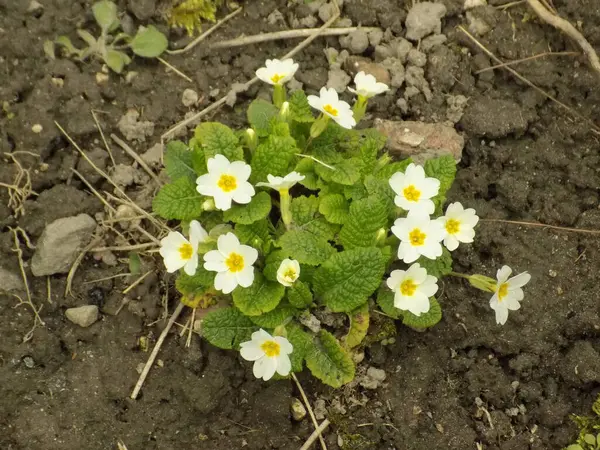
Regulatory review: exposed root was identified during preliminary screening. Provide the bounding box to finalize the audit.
[0,153,39,217]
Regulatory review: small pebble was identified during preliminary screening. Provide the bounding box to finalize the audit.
[22,356,35,368]
[290,397,307,421]
[31,124,43,133]
[182,88,199,107]
[65,305,99,328]
[548,269,557,278]
[96,72,109,84]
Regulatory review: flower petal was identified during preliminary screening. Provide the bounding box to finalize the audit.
[217,232,241,255]
[207,154,231,173]
[274,336,294,354]
[494,306,509,325]
[236,266,255,288]
[240,342,264,361]
[183,256,199,276]
[276,353,292,376]
[189,220,209,247]
[508,272,531,288]
[260,357,278,381]
[214,271,238,294]
[213,191,233,211]
[496,266,512,283]
[229,160,252,182]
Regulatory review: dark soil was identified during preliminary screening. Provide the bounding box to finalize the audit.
[1,0,600,449]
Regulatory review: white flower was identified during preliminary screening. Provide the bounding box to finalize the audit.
[277,259,300,287]
[490,265,531,325]
[391,209,445,263]
[256,58,299,85]
[240,329,293,381]
[307,87,356,129]
[389,163,440,214]
[196,154,255,211]
[386,263,438,316]
[203,232,258,294]
[159,220,209,276]
[437,202,479,251]
[348,71,389,98]
[256,172,305,191]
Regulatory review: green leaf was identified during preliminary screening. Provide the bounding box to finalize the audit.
[302,218,339,242]
[376,287,402,319]
[294,158,319,190]
[287,280,313,308]
[313,248,385,312]
[424,155,456,195]
[306,330,355,388]
[343,302,370,349]
[188,137,207,175]
[104,49,130,73]
[286,324,313,372]
[92,0,118,32]
[175,266,214,295]
[401,297,442,329]
[128,252,142,275]
[565,445,584,450]
[250,134,297,183]
[203,307,257,349]
[235,219,273,254]
[583,435,596,445]
[375,158,412,180]
[290,195,319,226]
[339,195,388,249]
[194,122,244,162]
[263,250,288,282]
[278,230,335,266]
[249,303,297,328]
[359,129,387,175]
[164,140,195,181]
[318,194,349,224]
[152,177,203,220]
[247,99,279,136]
[54,36,82,57]
[232,272,285,316]
[223,191,272,225]
[364,175,395,215]
[129,25,168,58]
[76,29,97,47]
[416,247,453,278]
[315,157,362,186]
[289,90,315,123]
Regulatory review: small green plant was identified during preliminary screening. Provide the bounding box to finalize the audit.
[44,0,168,73]
[167,0,224,36]
[566,396,600,450]
[153,59,531,387]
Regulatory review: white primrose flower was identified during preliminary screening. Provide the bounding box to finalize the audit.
[255,58,299,85]
[256,172,305,191]
[490,265,531,325]
[240,329,293,381]
[437,202,479,251]
[386,263,438,316]
[203,232,258,294]
[391,209,445,263]
[276,259,300,287]
[307,87,356,129]
[348,71,389,98]
[389,163,440,214]
[196,154,255,211]
[159,220,209,276]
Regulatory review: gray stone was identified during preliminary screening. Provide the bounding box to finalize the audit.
[368,29,384,47]
[459,97,533,138]
[65,305,99,328]
[405,65,432,101]
[421,34,447,52]
[0,267,24,292]
[141,143,163,168]
[326,68,351,93]
[181,88,198,107]
[382,58,405,88]
[290,398,307,421]
[405,2,447,41]
[31,214,97,276]
[407,49,427,67]
[391,38,413,64]
[339,29,369,54]
[117,109,154,142]
[360,367,387,389]
[318,2,336,22]
[127,0,156,21]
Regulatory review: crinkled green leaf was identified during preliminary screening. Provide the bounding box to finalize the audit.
[104,49,130,73]
[287,280,313,308]
[401,297,442,329]
[92,0,118,32]
[278,230,335,266]
[130,25,168,58]
[416,247,453,279]
[343,302,370,349]
[339,195,388,249]
[250,134,297,183]
[232,272,285,316]
[306,330,355,388]
[164,140,196,181]
[247,99,279,136]
[302,218,339,241]
[318,194,349,224]
[235,219,273,254]
[188,137,207,175]
[359,129,387,175]
[375,158,412,180]
[175,266,215,295]
[194,122,244,161]
[343,183,368,200]
[249,302,297,328]
[263,250,288,282]
[223,191,271,225]
[294,158,319,190]
[313,248,385,312]
[424,155,456,195]
[364,175,395,216]
[376,287,402,319]
[152,177,203,220]
[286,323,313,372]
[203,307,257,349]
[289,90,315,123]
[290,195,319,226]
[315,157,362,186]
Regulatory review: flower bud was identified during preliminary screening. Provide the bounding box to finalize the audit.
[202,198,216,211]
[468,274,497,293]
[279,101,290,122]
[245,128,257,150]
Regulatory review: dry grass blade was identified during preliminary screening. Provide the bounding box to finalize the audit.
[110,133,163,187]
[475,51,578,74]
[65,237,102,297]
[481,218,600,234]
[157,56,193,82]
[122,270,152,294]
[91,109,116,166]
[292,373,327,450]
[299,419,330,450]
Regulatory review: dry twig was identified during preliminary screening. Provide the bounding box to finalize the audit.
[481,218,600,235]
[110,133,163,187]
[157,57,193,83]
[292,373,327,450]
[299,419,330,450]
[475,51,578,74]
[91,109,116,166]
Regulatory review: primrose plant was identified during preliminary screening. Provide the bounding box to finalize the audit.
[153,59,531,387]
[44,0,168,73]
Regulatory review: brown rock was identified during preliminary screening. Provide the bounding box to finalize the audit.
[374,119,463,164]
[344,57,391,85]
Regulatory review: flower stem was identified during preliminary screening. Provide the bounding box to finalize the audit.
[309,114,330,138]
[280,189,292,230]
[273,84,286,108]
[352,95,368,122]
[448,271,471,279]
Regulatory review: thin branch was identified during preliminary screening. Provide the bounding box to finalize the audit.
[122,270,152,294]
[475,51,578,74]
[157,57,193,83]
[299,419,330,450]
[292,373,327,450]
[110,133,162,187]
[91,242,158,252]
[91,109,116,167]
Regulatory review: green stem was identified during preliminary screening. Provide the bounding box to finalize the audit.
[273,84,286,108]
[352,95,368,122]
[449,271,471,279]
[280,189,292,230]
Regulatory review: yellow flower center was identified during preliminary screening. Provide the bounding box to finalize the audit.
[323,104,338,117]
[497,283,508,302]
[271,73,284,84]
[217,174,237,192]
[403,185,421,202]
[225,252,245,273]
[283,268,297,280]
[400,279,417,296]
[445,219,461,235]
[261,340,281,357]
[409,228,426,246]
[178,243,193,260]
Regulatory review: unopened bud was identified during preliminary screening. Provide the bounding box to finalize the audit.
[375,227,387,245]
[468,274,497,293]
[202,198,216,211]
[245,128,257,150]
[279,101,290,122]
